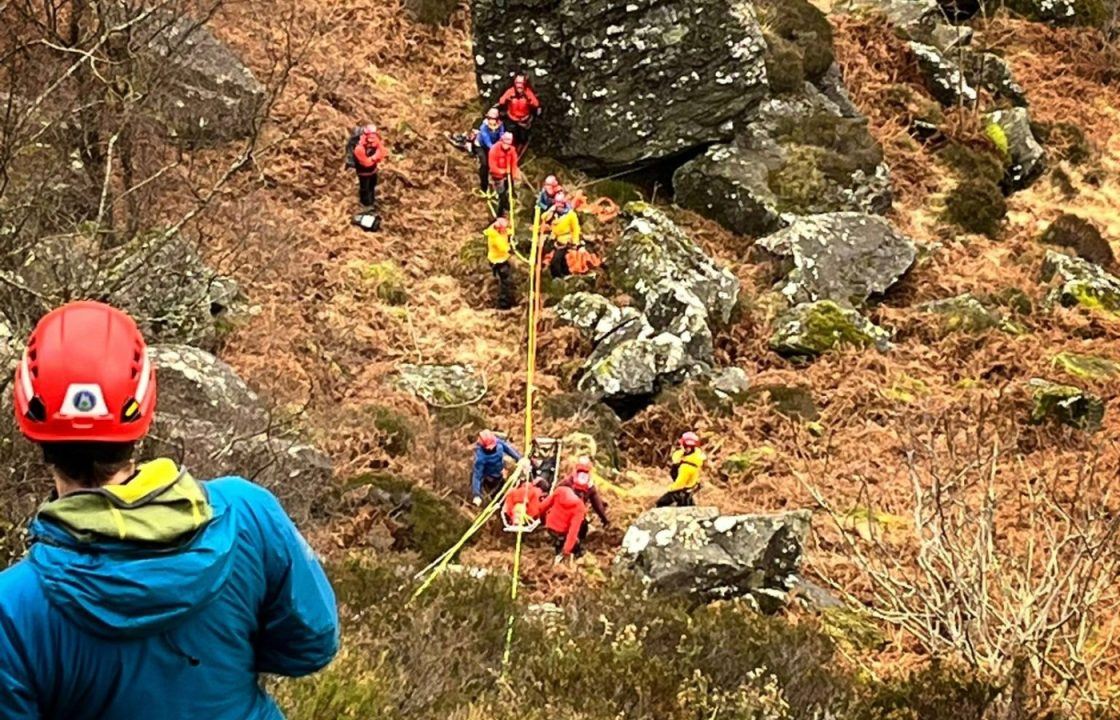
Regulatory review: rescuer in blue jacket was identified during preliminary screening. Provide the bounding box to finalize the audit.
[470,429,524,506]
[0,301,339,720]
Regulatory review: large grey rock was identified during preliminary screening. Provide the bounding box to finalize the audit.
[918,293,1006,334]
[148,16,266,143]
[615,506,812,608]
[757,213,917,307]
[580,333,691,399]
[770,300,892,357]
[471,0,769,170]
[8,232,236,350]
[675,85,891,235]
[397,363,488,406]
[909,41,977,106]
[985,107,1046,190]
[146,345,332,522]
[845,0,943,40]
[610,202,740,326]
[554,292,649,342]
[1041,251,1120,316]
[963,51,1027,106]
[1002,0,1118,30]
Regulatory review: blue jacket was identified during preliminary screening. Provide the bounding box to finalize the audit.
[471,439,522,497]
[0,460,339,720]
[476,120,505,151]
[538,189,558,212]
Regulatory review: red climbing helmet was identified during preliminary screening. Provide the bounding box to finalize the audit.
[680,431,700,449]
[362,124,377,135]
[513,74,526,89]
[501,131,514,145]
[493,217,510,231]
[553,191,568,209]
[575,455,593,473]
[543,175,559,190]
[14,301,157,443]
[478,429,499,450]
[485,107,500,121]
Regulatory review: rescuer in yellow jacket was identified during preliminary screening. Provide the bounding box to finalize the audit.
[549,192,581,247]
[484,216,514,309]
[656,432,705,507]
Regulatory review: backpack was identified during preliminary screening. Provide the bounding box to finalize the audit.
[344,126,362,169]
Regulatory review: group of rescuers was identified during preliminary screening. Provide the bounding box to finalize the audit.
[348,73,598,311]
[471,428,706,563]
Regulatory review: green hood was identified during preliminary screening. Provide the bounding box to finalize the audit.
[39,458,213,544]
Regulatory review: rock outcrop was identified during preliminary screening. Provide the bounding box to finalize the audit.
[148,16,266,143]
[918,293,1007,335]
[147,345,333,522]
[674,83,891,236]
[397,363,488,406]
[757,212,917,307]
[555,204,740,411]
[9,232,240,351]
[985,108,1046,190]
[615,506,812,610]
[471,0,769,169]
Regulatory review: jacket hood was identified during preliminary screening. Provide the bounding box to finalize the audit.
[28,459,236,639]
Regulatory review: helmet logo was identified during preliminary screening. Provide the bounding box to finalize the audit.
[61,384,109,417]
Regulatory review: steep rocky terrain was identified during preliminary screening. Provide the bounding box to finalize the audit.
[4,0,1120,716]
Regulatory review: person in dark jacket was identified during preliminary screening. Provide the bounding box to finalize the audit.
[353,124,387,209]
[0,301,339,720]
[475,107,504,193]
[470,429,524,506]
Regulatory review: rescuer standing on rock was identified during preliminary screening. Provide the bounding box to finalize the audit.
[484,216,515,310]
[498,74,541,152]
[352,124,387,210]
[656,431,706,507]
[0,301,339,720]
[488,131,521,219]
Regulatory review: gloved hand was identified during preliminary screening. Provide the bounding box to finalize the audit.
[472,496,482,507]
[517,457,532,472]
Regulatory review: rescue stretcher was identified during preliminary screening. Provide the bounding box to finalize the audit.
[501,437,562,533]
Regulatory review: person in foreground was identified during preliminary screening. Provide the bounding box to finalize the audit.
[0,301,339,720]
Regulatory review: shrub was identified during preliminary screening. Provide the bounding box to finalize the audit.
[366,404,416,455]
[754,0,835,82]
[764,33,807,95]
[348,474,473,561]
[944,178,1007,237]
[402,0,460,25]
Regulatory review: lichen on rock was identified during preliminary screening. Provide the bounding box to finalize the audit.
[1040,250,1120,317]
[1028,378,1105,432]
[769,300,892,357]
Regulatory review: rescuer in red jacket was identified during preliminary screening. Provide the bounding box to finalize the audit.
[498,74,541,151]
[538,485,588,563]
[352,124,388,209]
[488,131,521,219]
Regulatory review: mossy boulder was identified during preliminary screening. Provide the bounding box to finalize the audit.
[754,0,835,82]
[918,293,1007,334]
[1002,0,1116,28]
[355,474,474,561]
[1028,379,1105,432]
[1040,250,1120,317]
[1040,214,1115,269]
[397,364,487,407]
[1052,351,1120,381]
[769,301,892,357]
[757,212,917,307]
[984,108,1046,191]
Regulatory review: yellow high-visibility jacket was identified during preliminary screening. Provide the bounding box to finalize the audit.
[551,209,581,246]
[485,226,511,264]
[668,449,705,492]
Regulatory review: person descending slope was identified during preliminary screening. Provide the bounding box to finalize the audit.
[484,216,515,310]
[559,455,609,527]
[352,124,387,209]
[0,301,339,720]
[537,175,563,216]
[538,485,588,564]
[470,429,524,506]
[656,431,706,507]
[475,107,505,194]
[488,131,521,219]
[498,74,541,151]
